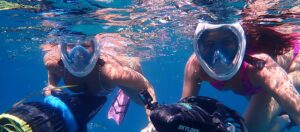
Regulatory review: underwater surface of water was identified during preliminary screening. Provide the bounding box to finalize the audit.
[0,0,300,131]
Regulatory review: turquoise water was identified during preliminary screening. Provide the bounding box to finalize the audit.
[0,0,300,131]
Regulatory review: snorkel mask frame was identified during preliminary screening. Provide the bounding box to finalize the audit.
[194,22,246,81]
[59,38,100,77]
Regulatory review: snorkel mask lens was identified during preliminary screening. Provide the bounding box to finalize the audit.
[67,44,93,70]
[59,36,100,77]
[194,23,246,81]
[197,27,239,73]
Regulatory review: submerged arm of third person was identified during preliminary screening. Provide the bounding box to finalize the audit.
[250,53,300,124]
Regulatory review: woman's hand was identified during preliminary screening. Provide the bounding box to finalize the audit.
[141,122,156,132]
[43,85,61,96]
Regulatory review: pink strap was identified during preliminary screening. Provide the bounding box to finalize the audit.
[211,62,262,95]
[108,89,130,125]
[210,80,225,90]
[293,40,300,57]
[240,62,262,95]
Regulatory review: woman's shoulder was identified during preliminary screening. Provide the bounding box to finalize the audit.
[185,54,206,80]
[243,53,270,73]
[248,53,273,63]
[186,54,202,72]
[187,54,199,65]
[41,44,62,71]
[100,53,140,70]
[245,53,277,83]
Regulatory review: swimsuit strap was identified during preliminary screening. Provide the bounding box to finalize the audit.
[293,39,300,57]
[210,80,225,91]
[211,61,262,96]
[240,62,262,96]
[284,40,300,71]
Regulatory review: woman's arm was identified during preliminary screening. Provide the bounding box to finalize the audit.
[103,63,156,102]
[249,53,300,124]
[101,62,157,122]
[181,54,202,99]
[42,45,63,95]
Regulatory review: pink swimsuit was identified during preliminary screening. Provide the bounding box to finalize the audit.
[211,62,262,96]
[211,40,300,96]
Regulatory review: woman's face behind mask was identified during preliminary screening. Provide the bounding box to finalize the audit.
[194,23,246,81]
[198,28,239,73]
[60,36,100,77]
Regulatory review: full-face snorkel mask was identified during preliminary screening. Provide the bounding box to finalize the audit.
[59,36,100,77]
[194,22,246,81]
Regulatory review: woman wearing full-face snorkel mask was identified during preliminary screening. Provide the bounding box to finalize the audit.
[179,0,300,131]
[181,20,300,132]
[41,33,157,132]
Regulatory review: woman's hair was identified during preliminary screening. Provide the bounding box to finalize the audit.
[241,1,300,57]
[242,24,298,56]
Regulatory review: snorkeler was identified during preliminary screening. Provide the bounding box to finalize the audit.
[181,21,300,132]
[41,33,157,132]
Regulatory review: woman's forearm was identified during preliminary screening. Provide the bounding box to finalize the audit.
[270,79,300,124]
[48,71,60,86]
[252,53,300,124]
[261,60,300,124]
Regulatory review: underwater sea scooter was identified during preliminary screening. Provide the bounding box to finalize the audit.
[0,89,106,132]
[139,90,248,132]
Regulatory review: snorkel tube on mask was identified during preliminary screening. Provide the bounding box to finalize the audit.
[194,22,246,81]
[59,36,100,77]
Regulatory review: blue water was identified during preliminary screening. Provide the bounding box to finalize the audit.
[0,0,300,131]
